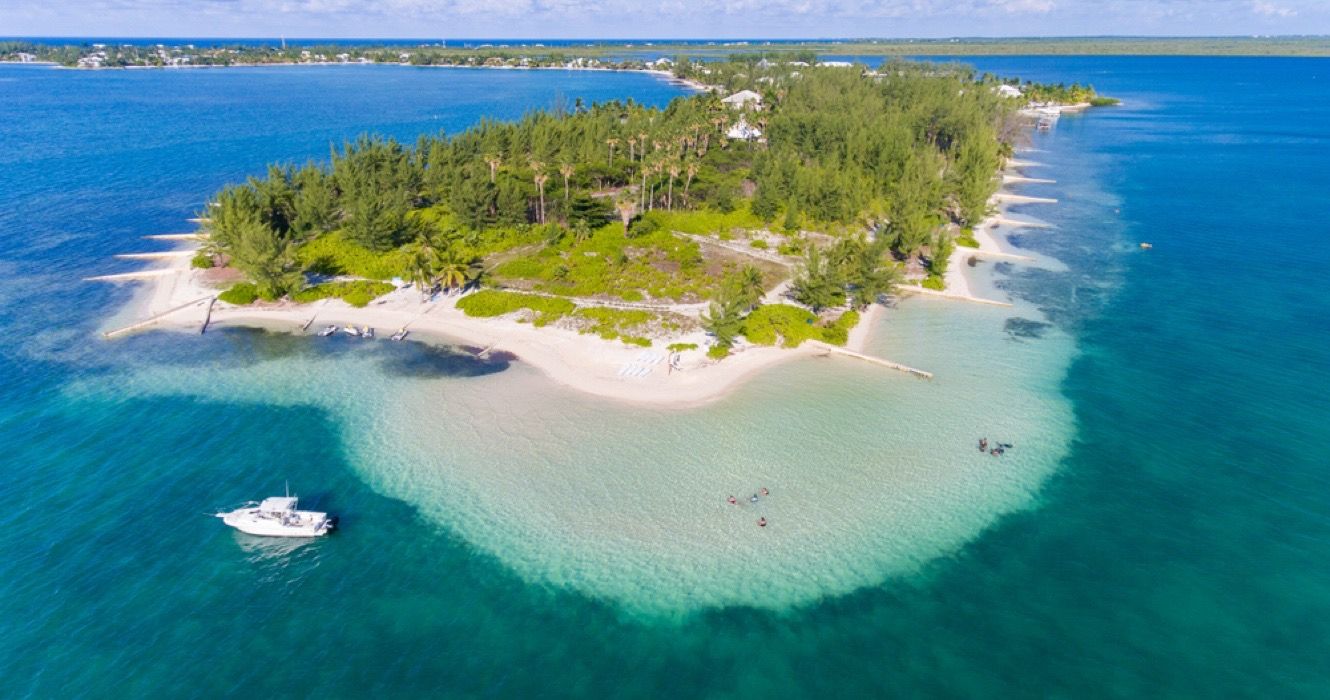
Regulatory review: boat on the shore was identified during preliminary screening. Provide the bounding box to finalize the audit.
[317,325,337,337]
[361,326,374,339]
[342,325,361,337]
[391,327,408,341]
[217,495,336,537]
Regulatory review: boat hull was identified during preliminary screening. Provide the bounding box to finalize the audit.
[220,509,334,538]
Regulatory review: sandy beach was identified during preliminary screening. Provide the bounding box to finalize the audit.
[105,245,877,408]
[97,156,1047,409]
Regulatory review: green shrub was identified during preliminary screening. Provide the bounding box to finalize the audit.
[456,290,575,325]
[191,251,213,269]
[292,281,396,307]
[296,232,412,280]
[707,344,730,360]
[622,336,652,347]
[644,206,763,236]
[956,228,979,248]
[921,275,946,291]
[743,304,860,348]
[573,307,655,341]
[821,310,860,346]
[743,304,821,348]
[1089,96,1121,107]
[750,239,769,250]
[218,283,259,305]
[667,342,699,352]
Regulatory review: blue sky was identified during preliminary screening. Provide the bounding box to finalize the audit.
[5,0,1328,39]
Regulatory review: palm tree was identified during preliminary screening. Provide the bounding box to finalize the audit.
[559,162,575,205]
[683,161,700,201]
[606,138,619,167]
[737,265,765,308]
[667,160,681,210]
[436,247,483,291]
[701,295,744,352]
[534,172,549,224]
[484,154,502,183]
[405,235,442,299]
[626,137,637,162]
[572,220,592,244]
[615,195,636,236]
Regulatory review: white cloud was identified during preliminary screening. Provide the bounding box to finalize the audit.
[1251,0,1295,17]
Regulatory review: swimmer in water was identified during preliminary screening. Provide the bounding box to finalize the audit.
[750,494,759,503]
[758,517,767,528]
[727,496,737,505]
[760,487,769,496]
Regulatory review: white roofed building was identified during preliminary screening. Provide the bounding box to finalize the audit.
[721,89,763,111]
[996,84,1023,98]
[727,119,762,141]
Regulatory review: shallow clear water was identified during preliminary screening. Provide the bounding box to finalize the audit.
[3,57,1329,696]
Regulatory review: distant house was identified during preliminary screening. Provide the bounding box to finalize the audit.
[15,52,36,63]
[647,57,673,69]
[727,119,762,141]
[818,60,853,68]
[721,89,763,111]
[996,84,1023,98]
[756,58,773,69]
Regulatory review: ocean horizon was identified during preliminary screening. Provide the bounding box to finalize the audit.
[2,55,1329,696]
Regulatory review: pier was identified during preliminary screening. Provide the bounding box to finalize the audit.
[896,285,1013,308]
[113,251,195,261]
[1002,175,1056,185]
[143,233,207,241]
[103,295,214,339]
[807,341,933,380]
[993,193,1058,205]
[84,269,177,282]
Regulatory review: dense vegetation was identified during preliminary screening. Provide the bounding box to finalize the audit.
[164,58,1078,351]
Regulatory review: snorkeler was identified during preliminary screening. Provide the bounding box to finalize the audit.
[727,496,737,505]
[758,517,767,528]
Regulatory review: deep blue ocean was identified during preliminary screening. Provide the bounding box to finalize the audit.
[2,57,1329,697]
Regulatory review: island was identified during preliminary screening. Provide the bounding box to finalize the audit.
[95,56,1115,405]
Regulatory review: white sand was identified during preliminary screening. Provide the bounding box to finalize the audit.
[109,248,893,408]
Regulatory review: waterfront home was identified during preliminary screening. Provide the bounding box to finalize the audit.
[727,119,762,141]
[722,89,763,110]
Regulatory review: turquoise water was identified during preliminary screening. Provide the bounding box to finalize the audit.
[3,58,1329,696]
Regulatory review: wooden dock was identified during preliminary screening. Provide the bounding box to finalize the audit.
[965,248,1036,263]
[1002,175,1056,185]
[994,216,1053,229]
[897,285,1013,308]
[84,269,176,282]
[103,295,214,339]
[143,233,207,241]
[113,251,195,261]
[994,193,1058,205]
[807,341,933,380]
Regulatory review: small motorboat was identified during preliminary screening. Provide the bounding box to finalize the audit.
[342,325,361,337]
[1139,242,1153,250]
[317,325,338,337]
[390,327,409,342]
[217,495,335,538]
[361,326,374,339]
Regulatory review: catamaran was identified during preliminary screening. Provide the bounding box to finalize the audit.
[217,493,336,538]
